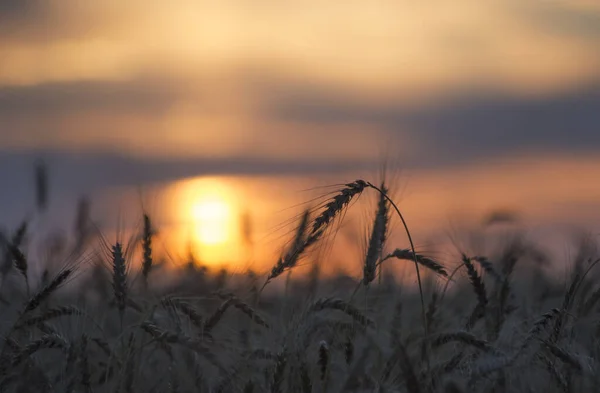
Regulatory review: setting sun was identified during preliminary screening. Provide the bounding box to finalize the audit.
[162,176,247,266]
[192,198,231,245]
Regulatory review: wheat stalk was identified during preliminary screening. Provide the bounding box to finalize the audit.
[365,181,428,340]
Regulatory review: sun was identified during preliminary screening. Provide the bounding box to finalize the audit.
[164,176,246,266]
[192,198,231,245]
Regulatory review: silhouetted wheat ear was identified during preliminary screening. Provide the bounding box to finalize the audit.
[10,333,68,370]
[472,256,502,282]
[267,210,310,284]
[270,350,287,393]
[24,268,72,314]
[463,255,488,329]
[363,183,389,286]
[310,297,374,327]
[112,242,127,320]
[463,255,487,307]
[169,299,204,330]
[214,291,270,328]
[1,221,27,280]
[311,180,367,235]
[141,214,153,285]
[16,305,83,330]
[344,336,354,365]
[8,244,29,294]
[382,249,448,277]
[203,298,234,334]
[318,340,329,382]
[13,221,28,247]
[518,308,560,354]
[91,337,112,357]
[431,331,494,353]
[230,297,269,328]
[540,339,583,372]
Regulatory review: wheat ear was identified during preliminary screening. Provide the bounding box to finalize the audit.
[141,214,153,289]
[111,243,127,327]
[363,183,389,286]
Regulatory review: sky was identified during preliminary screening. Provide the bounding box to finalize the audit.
[1,1,600,271]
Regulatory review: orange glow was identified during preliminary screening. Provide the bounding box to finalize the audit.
[2,1,600,276]
[169,177,243,266]
[192,198,231,245]
[94,153,600,276]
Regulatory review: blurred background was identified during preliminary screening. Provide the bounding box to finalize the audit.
[1,0,600,277]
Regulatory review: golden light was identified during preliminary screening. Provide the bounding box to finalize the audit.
[191,198,231,245]
[165,177,245,266]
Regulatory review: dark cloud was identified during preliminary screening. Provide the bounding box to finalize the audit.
[0,0,64,43]
[2,71,600,178]
[0,149,376,200]
[269,82,600,166]
[0,1,121,44]
[405,88,600,161]
[0,78,188,116]
[0,77,202,146]
[0,0,40,17]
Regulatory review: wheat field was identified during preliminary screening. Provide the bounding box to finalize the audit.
[0,170,598,393]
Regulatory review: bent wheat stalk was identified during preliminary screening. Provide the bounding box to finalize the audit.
[364,181,428,337]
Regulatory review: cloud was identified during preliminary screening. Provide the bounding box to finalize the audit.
[522,2,600,42]
[0,78,187,116]
[0,149,376,196]
[0,76,205,152]
[0,0,130,45]
[2,1,600,95]
[2,70,600,171]
[267,82,600,167]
